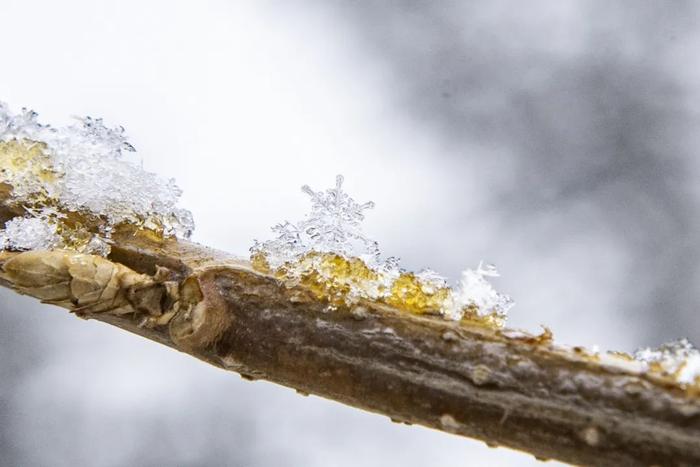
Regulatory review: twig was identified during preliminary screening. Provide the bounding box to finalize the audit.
[1,231,699,466]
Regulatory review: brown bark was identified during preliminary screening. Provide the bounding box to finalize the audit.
[1,231,699,466]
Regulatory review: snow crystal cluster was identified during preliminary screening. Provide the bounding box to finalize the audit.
[0,212,62,252]
[0,102,193,254]
[252,175,514,322]
[446,262,514,319]
[634,338,700,385]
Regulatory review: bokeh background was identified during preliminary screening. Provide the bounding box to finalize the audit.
[2,1,700,465]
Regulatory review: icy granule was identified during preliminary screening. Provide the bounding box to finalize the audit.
[0,102,194,254]
[634,339,700,385]
[0,215,62,251]
[251,176,513,325]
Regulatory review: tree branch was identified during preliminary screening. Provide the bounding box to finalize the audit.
[1,231,699,466]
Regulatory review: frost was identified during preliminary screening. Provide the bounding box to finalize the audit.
[415,269,448,294]
[634,339,700,385]
[0,102,194,254]
[252,175,513,324]
[443,262,514,320]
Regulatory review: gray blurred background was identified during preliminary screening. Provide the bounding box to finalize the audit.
[1,0,699,465]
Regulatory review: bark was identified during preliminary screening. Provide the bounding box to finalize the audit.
[1,231,700,466]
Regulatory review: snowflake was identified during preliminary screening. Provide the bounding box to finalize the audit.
[252,175,378,268]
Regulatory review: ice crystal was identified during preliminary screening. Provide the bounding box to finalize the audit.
[252,175,378,269]
[251,176,513,324]
[634,338,700,385]
[0,102,194,255]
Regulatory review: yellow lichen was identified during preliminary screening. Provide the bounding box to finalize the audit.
[250,250,504,328]
[461,304,506,328]
[286,252,380,306]
[250,251,272,274]
[0,139,54,179]
[264,251,450,314]
[0,139,58,204]
[385,272,450,315]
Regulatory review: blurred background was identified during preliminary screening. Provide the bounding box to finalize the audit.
[1,0,699,465]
